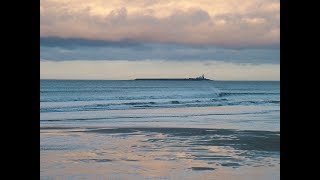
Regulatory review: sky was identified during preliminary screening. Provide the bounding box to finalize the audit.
[40,0,280,80]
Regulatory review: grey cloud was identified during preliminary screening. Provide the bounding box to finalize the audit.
[106,7,128,24]
[40,37,279,64]
[40,37,141,48]
[167,9,210,25]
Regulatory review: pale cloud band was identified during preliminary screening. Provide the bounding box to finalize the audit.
[40,60,280,81]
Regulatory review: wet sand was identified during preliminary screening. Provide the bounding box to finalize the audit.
[41,127,279,179]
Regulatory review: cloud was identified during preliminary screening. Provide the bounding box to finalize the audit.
[40,0,279,47]
[40,37,141,48]
[40,37,279,64]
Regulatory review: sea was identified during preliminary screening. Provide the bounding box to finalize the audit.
[40,80,280,179]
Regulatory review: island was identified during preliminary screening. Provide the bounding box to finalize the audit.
[134,74,211,81]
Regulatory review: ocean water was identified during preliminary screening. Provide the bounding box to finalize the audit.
[40,80,280,179]
[40,80,279,130]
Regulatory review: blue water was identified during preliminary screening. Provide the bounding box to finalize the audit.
[40,80,279,131]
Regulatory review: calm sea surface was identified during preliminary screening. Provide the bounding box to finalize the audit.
[41,80,279,130]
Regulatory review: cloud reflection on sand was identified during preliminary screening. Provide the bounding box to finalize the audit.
[41,127,279,179]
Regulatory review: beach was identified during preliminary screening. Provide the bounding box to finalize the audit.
[40,80,280,179]
[41,126,279,179]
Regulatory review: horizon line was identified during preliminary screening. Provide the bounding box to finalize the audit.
[40,78,280,81]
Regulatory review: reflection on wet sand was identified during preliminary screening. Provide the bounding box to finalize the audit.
[41,127,279,179]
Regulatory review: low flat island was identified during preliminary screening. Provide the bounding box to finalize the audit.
[135,74,211,81]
